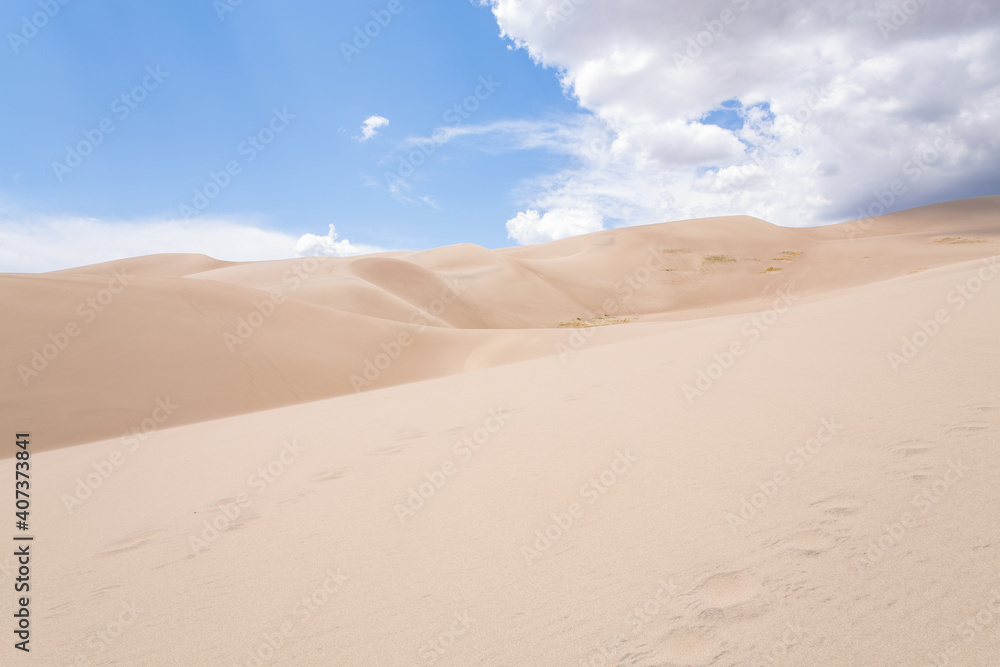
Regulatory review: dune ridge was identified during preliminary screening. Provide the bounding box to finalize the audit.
[3,196,999,452]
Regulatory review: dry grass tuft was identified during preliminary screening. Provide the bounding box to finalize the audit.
[933,237,986,245]
[703,254,736,263]
[557,315,632,328]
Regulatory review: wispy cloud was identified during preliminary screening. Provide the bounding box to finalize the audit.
[397,115,608,157]
[359,115,390,141]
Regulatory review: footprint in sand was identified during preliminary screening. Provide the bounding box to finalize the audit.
[99,529,162,555]
[892,440,932,457]
[588,380,617,389]
[276,492,311,505]
[779,529,836,556]
[311,468,352,482]
[893,467,935,481]
[945,422,990,435]
[153,555,195,570]
[811,495,864,515]
[224,516,260,531]
[203,497,244,510]
[87,584,123,601]
[695,571,762,608]
[45,600,79,619]
[368,445,405,456]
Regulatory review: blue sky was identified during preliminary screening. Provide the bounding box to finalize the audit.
[1,1,580,257]
[1,0,997,271]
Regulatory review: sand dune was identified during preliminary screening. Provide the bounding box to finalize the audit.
[4,197,999,452]
[1,197,999,665]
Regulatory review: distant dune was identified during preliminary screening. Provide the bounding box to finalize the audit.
[4,196,999,452]
[2,196,999,665]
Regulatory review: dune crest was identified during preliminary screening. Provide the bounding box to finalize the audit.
[3,196,998,452]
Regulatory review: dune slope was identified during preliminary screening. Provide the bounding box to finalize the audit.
[4,196,999,452]
[6,252,999,665]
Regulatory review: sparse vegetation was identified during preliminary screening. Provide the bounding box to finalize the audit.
[934,237,987,244]
[764,266,782,272]
[558,315,632,328]
[703,254,736,263]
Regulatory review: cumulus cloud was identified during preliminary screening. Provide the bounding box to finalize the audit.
[0,213,382,273]
[482,0,1000,243]
[506,207,603,245]
[293,224,383,257]
[359,115,390,141]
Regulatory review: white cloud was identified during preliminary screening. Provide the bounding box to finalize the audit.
[293,224,384,257]
[505,207,603,245]
[482,0,1000,243]
[399,116,605,155]
[0,214,383,273]
[385,114,614,206]
[359,115,390,141]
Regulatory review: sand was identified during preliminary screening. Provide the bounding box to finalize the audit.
[1,196,998,665]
